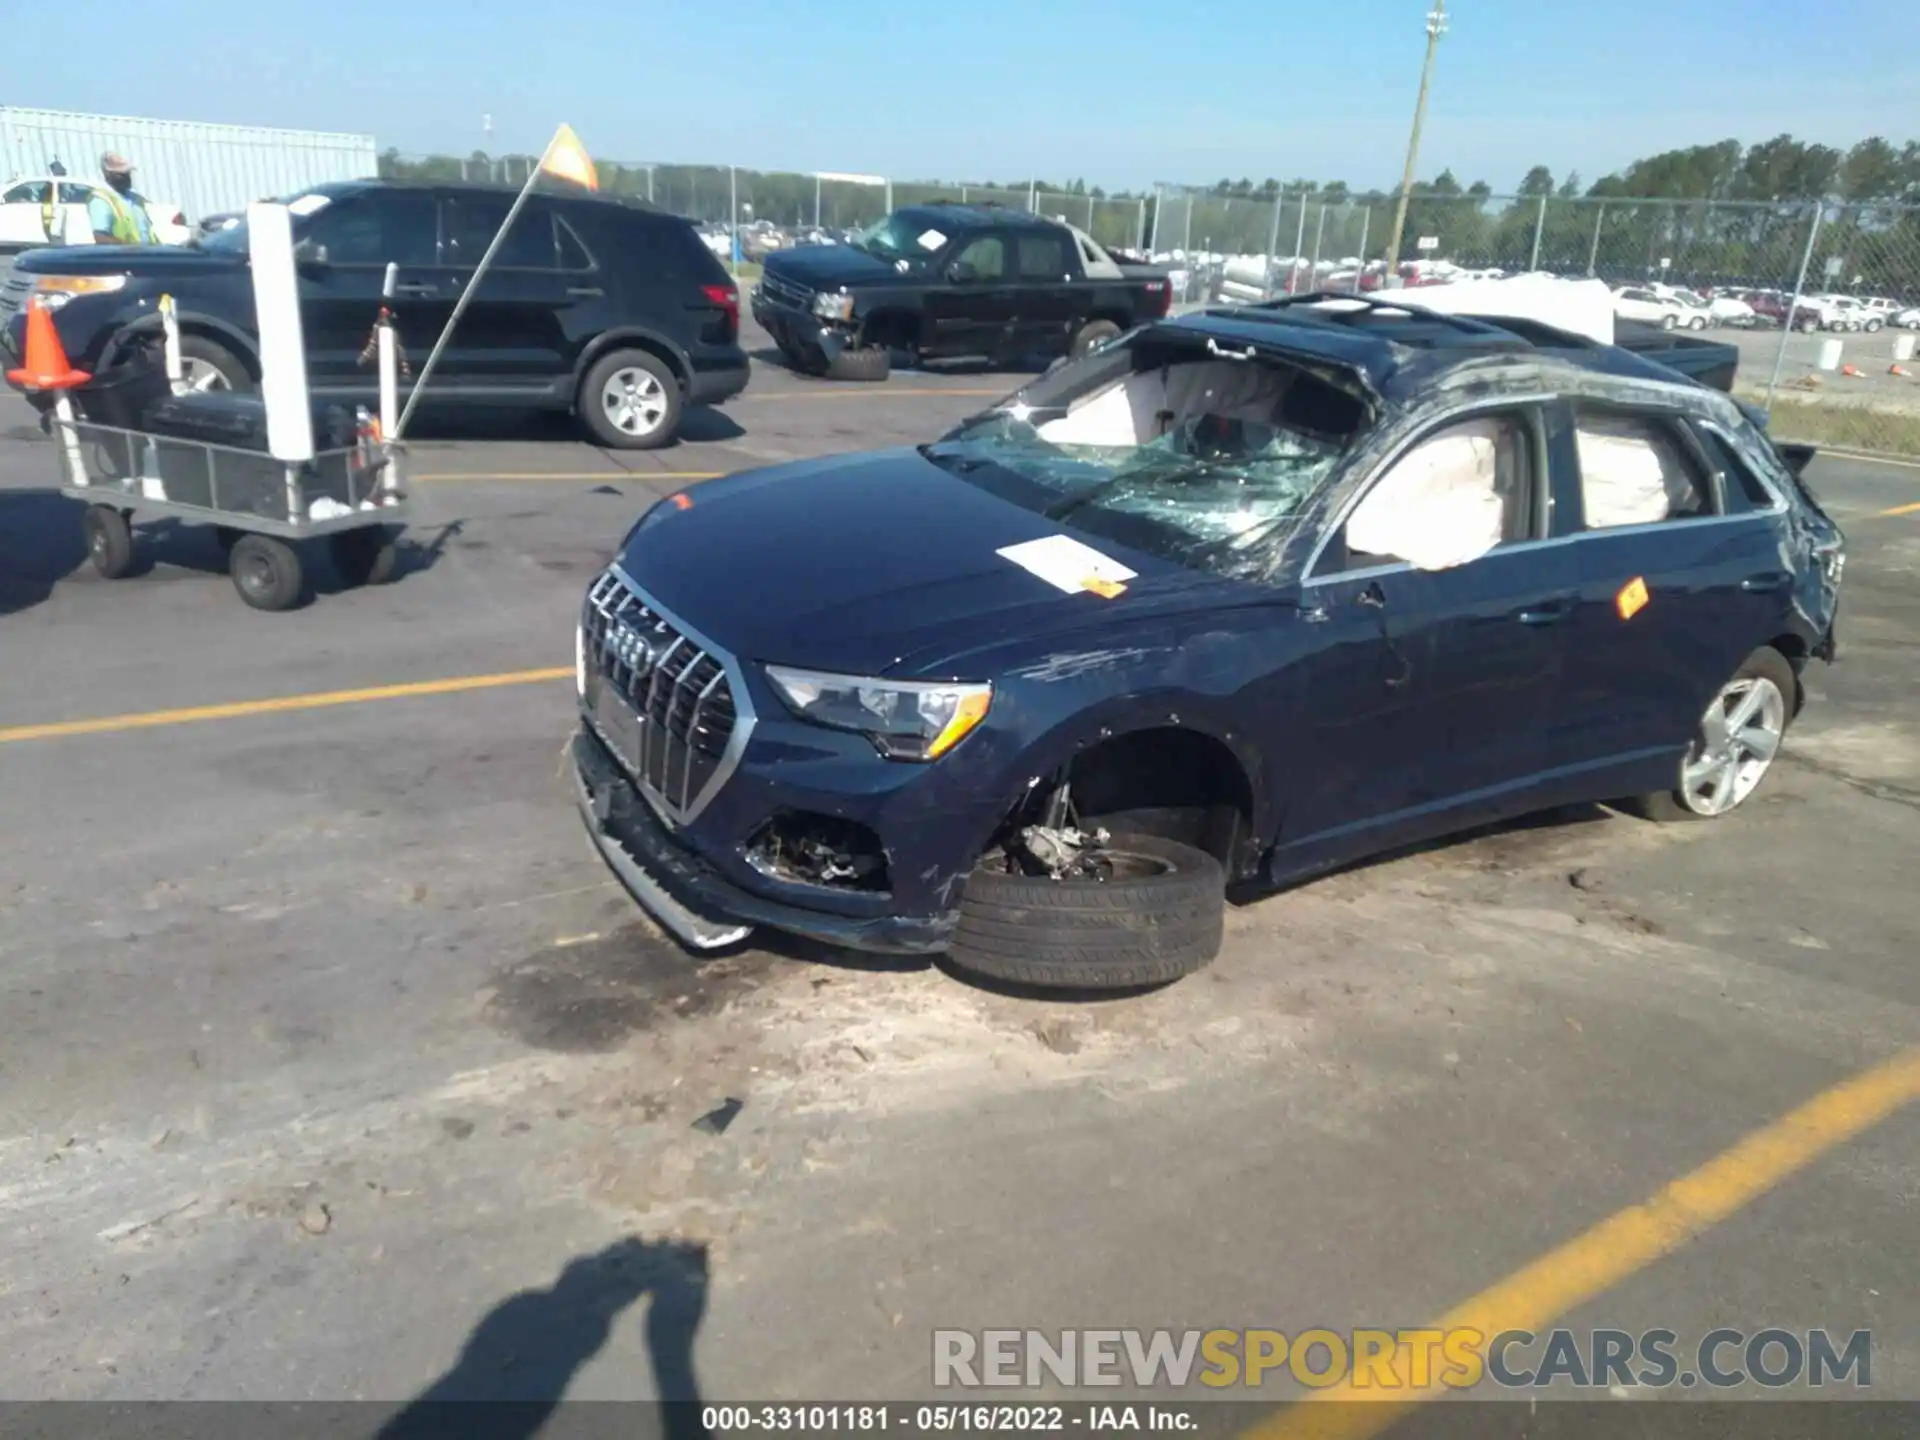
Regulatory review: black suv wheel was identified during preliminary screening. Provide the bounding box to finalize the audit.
[581,350,683,449]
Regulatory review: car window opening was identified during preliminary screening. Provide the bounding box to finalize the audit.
[1576,414,1712,529]
[1342,417,1528,573]
[924,340,1367,577]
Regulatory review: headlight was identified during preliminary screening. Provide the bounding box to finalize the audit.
[766,665,991,761]
[811,291,855,322]
[29,274,127,311]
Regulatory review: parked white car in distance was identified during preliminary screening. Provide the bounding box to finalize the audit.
[0,175,189,247]
[1895,306,1920,330]
[1703,290,1757,325]
[1815,295,1882,332]
[1613,285,1693,330]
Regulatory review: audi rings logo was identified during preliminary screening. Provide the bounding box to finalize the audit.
[608,620,658,679]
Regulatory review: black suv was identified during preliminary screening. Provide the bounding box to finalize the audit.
[1,180,749,448]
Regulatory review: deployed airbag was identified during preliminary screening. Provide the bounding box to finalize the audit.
[1346,419,1506,570]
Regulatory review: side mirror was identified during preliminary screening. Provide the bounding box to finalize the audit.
[293,238,329,271]
[947,260,979,284]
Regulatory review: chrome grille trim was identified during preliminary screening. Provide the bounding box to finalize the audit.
[758,272,813,309]
[582,565,755,827]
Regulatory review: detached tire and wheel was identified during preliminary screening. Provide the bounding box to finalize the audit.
[1069,319,1123,359]
[83,505,136,578]
[176,335,254,394]
[946,835,1226,992]
[228,533,304,611]
[580,349,682,449]
[825,345,891,383]
[1625,647,1795,823]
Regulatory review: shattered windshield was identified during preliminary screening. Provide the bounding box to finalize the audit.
[922,346,1362,579]
[853,212,945,265]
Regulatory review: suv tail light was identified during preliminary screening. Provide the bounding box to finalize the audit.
[1147,279,1171,317]
[701,282,740,333]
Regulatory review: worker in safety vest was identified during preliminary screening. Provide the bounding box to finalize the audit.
[89,152,155,245]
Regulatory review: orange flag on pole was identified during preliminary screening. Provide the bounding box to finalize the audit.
[540,124,598,191]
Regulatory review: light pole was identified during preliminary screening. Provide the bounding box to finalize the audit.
[1384,1,1448,279]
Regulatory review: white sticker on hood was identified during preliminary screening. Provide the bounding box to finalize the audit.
[996,535,1138,598]
[917,228,947,251]
[287,193,332,217]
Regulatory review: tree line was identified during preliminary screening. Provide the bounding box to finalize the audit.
[378,134,1920,291]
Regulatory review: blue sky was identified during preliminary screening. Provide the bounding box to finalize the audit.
[22,0,1920,193]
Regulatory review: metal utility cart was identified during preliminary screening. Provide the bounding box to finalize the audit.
[51,399,407,610]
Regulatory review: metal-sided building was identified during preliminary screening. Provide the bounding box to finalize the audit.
[0,107,377,224]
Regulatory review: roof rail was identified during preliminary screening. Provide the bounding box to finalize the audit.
[1243,291,1520,340]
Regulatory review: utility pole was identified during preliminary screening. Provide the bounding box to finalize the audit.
[1384,1,1448,278]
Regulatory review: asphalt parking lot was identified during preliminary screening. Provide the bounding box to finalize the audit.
[0,322,1916,1429]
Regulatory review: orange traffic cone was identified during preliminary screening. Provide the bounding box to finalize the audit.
[1891,363,1911,378]
[5,298,90,391]
[1840,362,1866,378]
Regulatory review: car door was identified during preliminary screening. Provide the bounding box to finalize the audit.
[293,189,443,393]
[1010,229,1078,358]
[1616,288,1658,324]
[438,193,577,394]
[1547,402,1796,800]
[1272,405,1568,872]
[924,232,1016,358]
[60,184,105,244]
[0,181,52,245]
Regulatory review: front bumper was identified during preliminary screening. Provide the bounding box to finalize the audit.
[750,288,853,362]
[571,726,958,955]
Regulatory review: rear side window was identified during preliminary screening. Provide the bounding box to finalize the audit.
[305,193,438,266]
[1574,412,1712,529]
[1017,233,1068,281]
[444,197,558,268]
[2,181,49,203]
[556,216,596,271]
[1691,425,1779,513]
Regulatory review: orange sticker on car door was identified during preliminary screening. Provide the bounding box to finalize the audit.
[1616,576,1650,619]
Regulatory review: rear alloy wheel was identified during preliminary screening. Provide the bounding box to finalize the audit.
[581,350,682,449]
[946,834,1225,991]
[1865,318,1884,333]
[1661,314,1678,330]
[1688,315,1708,330]
[1626,648,1795,822]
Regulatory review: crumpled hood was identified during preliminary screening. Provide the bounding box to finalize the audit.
[762,243,918,291]
[615,449,1246,677]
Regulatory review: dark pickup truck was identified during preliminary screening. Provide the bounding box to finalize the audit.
[751,203,1171,382]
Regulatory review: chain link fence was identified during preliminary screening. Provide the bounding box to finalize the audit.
[381,152,1920,453]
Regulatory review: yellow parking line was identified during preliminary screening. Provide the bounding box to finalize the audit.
[1249,1048,1920,1440]
[1876,500,1920,517]
[1814,447,1920,473]
[0,668,572,746]
[411,471,722,483]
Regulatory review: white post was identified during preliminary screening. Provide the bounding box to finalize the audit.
[395,138,554,439]
[1355,208,1371,291]
[246,202,314,467]
[159,293,183,392]
[377,263,400,443]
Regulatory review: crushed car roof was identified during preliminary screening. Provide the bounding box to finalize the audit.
[1160,294,1715,404]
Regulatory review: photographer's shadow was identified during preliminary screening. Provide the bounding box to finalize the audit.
[378,1236,710,1440]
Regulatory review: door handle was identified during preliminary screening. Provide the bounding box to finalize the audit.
[392,281,438,297]
[1740,571,1793,594]
[567,285,605,298]
[1515,597,1573,626]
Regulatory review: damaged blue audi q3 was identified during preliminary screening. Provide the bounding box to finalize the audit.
[569,293,1844,990]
